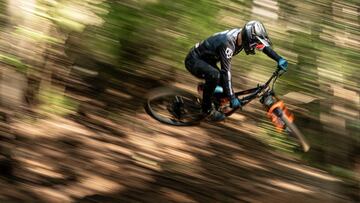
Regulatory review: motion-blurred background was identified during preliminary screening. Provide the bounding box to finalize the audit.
[0,0,359,202]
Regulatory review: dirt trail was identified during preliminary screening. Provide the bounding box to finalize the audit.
[0,109,353,203]
[0,70,355,202]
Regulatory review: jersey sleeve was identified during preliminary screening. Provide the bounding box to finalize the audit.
[253,38,282,62]
[262,46,282,62]
[219,43,235,97]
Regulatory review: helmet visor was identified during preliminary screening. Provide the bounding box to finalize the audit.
[255,36,271,47]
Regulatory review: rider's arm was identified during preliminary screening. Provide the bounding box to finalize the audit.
[263,46,282,62]
[219,44,235,98]
[257,44,288,72]
[256,44,282,62]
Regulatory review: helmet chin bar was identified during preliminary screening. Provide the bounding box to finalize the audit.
[249,42,257,48]
[244,47,256,55]
[244,42,257,55]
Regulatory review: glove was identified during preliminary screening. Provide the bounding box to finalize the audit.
[230,96,241,109]
[277,58,288,74]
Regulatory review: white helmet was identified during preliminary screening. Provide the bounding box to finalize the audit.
[241,20,272,55]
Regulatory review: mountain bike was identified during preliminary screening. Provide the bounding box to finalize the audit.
[145,68,310,152]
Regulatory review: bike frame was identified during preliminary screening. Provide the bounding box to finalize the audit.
[222,70,280,116]
[236,71,278,104]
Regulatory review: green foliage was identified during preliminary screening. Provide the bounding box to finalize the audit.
[0,54,28,73]
[15,26,62,44]
[39,88,78,116]
[328,165,358,182]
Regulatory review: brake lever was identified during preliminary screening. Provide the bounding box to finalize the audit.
[276,68,287,77]
[274,69,280,76]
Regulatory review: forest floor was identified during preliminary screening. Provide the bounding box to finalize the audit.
[0,69,356,203]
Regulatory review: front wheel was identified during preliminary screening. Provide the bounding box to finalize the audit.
[145,87,205,126]
[278,110,311,152]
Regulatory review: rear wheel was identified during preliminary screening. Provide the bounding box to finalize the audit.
[145,87,205,126]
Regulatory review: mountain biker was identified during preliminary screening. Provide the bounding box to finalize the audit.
[185,20,288,121]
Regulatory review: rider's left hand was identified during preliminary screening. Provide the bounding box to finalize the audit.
[277,58,288,73]
[230,96,242,109]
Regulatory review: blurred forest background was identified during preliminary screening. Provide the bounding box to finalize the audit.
[0,0,359,202]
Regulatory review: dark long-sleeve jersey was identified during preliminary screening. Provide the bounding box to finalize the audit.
[192,28,282,97]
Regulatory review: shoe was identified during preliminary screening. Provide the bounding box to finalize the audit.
[203,109,225,122]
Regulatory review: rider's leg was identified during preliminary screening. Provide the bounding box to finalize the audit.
[185,56,225,121]
[185,58,218,107]
[199,64,220,113]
